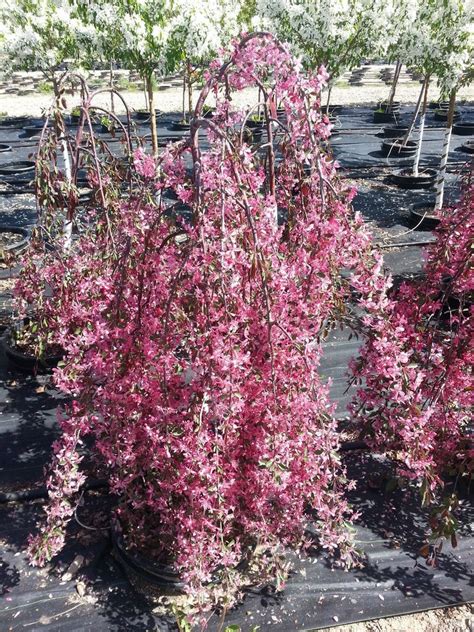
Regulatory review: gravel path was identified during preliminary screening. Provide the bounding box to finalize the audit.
[321,604,473,631]
[1,81,473,117]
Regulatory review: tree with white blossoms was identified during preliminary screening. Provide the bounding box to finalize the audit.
[256,0,396,108]
[167,0,242,124]
[430,0,473,213]
[396,0,473,206]
[75,0,173,155]
[0,0,91,94]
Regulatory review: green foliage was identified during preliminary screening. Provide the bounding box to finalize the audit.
[37,81,53,94]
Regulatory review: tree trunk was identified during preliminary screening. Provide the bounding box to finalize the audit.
[52,77,73,250]
[401,75,429,147]
[146,73,158,156]
[187,60,193,122]
[326,84,332,111]
[434,89,456,213]
[109,61,115,114]
[387,60,402,110]
[182,72,186,121]
[412,77,430,177]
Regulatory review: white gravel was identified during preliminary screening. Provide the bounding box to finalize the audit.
[1,81,473,117]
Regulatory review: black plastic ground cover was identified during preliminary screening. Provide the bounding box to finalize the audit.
[0,108,472,630]
[0,451,472,632]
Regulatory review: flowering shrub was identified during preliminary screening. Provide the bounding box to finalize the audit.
[26,34,391,601]
[350,167,473,541]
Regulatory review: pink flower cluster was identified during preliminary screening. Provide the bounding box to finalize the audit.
[350,169,473,502]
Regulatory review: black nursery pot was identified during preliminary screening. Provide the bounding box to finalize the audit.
[381,139,417,157]
[0,116,30,128]
[383,125,409,138]
[429,101,449,110]
[410,202,441,230]
[434,109,460,122]
[373,110,397,124]
[453,122,474,136]
[390,168,437,189]
[321,104,342,115]
[245,117,266,130]
[22,125,47,138]
[376,101,400,112]
[111,521,186,595]
[242,126,263,144]
[460,140,474,154]
[133,109,161,121]
[2,330,64,374]
[0,225,29,259]
[168,120,191,132]
[0,144,12,153]
[0,160,35,175]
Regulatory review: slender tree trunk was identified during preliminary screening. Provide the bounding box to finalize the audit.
[434,89,456,213]
[146,72,158,156]
[412,77,430,177]
[187,60,193,122]
[109,60,115,114]
[326,84,332,111]
[52,77,73,250]
[387,60,402,110]
[182,72,186,121]
[143,79,149,112]
[401,75,429,146]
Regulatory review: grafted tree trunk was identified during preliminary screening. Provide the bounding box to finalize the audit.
[52,76,73,250]
[412,77,430,177]
[387,60,402,110]
[146,72,158,156]
[434,89,456,212]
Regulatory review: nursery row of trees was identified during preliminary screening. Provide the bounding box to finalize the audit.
[1,0,472,103]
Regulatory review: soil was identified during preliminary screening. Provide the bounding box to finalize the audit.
[322,604,473,631]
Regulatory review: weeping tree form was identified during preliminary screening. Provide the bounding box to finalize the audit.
[27,33,393,608]
[397,0,473,182]
[350,169,473,556]
[166,0,242,123]
[0,0,97,247]
[75,0,173,156]
[256,0,394,109]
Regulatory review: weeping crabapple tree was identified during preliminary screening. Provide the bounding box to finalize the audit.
[350,167,473,559]
[27,33,392,599]
[13,73,138,357]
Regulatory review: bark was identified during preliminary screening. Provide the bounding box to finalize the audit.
[326,84,332,111]
[412,77,430,177]
[146,73,158,156]
[109,61,115,114]
[182,72,186,121]
[187,60,193,122]
[434,89,456,212]
[52,77,73,250]
[387,61,402,110]
[401,75,429,147]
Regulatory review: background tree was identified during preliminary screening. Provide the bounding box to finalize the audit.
[256,0,397,108]
[75,0,174,155]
